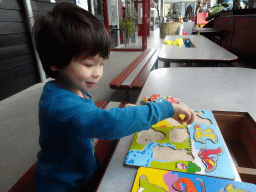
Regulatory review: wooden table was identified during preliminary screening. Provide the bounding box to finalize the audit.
[97,67,256,192]
[158,35,238,67]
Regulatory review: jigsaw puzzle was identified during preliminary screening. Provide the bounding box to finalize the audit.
[125,96,236,179]
[131,167,256,192]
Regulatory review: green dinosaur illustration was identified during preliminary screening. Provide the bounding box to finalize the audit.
[138,175,167,192]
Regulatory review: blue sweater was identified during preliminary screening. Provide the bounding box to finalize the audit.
[35,81,174,191]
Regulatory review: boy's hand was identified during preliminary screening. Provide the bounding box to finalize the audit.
[125,103,136,107]
[172,103,195,125]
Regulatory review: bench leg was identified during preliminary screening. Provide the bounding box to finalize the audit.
[124,90,130,103]
[123,90,140,104]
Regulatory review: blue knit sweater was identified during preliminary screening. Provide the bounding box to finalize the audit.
[35,81,174,191]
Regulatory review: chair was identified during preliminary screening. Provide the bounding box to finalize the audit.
[195,12,208,28]
[177,24,189,35]
[160,22,183,38]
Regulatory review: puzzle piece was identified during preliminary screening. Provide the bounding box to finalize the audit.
[142,94,163,103]
[224,184,248,192]
[194,124,218,144]
[199,147,222,172]
[139,175,167,192]
[172,177,196,192]
[142,95,182,104]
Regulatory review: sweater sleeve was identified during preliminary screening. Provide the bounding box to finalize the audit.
[63,99,174,140]
[42,90,174,140]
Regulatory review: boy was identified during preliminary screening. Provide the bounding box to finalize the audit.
[33,2,195,192]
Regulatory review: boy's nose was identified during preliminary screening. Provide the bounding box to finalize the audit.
[92,67,102,78]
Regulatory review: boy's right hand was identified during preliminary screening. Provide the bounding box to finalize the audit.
[172,103,195,125]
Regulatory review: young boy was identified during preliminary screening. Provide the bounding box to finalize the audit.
[33,2,195,192]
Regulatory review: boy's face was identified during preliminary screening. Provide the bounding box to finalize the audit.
[52,54,104,97]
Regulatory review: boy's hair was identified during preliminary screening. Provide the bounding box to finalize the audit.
[33,2,110,78]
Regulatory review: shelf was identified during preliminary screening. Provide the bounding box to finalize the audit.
[213,111,256,184]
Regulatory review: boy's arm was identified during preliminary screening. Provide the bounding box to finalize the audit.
[69,101,174,140]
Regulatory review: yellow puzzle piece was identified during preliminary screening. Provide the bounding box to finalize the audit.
[164,38,184,46]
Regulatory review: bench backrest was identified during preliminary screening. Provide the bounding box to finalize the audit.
[8,101,124,192]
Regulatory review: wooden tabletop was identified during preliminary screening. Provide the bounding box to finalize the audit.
[96,67,256,192]
[158,35,238,65]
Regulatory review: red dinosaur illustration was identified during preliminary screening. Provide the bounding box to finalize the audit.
[164,96,182,104]
[198,147,222,172]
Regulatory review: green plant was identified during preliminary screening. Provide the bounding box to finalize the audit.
[119,18,135,37]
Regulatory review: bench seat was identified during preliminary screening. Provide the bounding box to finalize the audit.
[110,48,159,91]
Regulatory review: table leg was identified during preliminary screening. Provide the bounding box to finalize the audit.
[164,61,170,68]
[154,60,158,69]
[209,63,221,67]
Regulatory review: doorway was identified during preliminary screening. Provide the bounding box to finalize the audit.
[106,0,149,51]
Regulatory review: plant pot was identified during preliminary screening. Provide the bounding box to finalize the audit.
[126,38,132,45]
[131,31,138,43]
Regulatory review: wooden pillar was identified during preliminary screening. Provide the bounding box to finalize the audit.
[142,0,147,50]
[104,0,110,35]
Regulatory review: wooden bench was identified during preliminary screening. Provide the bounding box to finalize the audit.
[110,48,159,103]
[8,101,126,192]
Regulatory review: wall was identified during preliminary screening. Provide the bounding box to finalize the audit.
[0,1,77,191]
[93,0,105,23]
[0,0,79,102]
[0,0,40,101]
[31,0,76,18]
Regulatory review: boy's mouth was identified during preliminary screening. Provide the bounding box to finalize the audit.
[86,82,96,88]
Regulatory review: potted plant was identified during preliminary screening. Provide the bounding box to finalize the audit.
[119,18,135,44]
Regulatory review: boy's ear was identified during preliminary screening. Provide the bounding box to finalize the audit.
[50,66,59,71]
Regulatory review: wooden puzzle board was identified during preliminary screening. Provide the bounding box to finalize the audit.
[125,110,236,180]
[131,167,256,192]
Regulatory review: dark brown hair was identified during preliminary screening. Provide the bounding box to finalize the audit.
[33,2,110,78]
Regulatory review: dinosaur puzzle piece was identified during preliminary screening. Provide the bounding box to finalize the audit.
[172,177,196,192]
[142,95,182,104]
[164,96,182,104]
[224,184,248,192]
[139,175,167,192]
[199,147,222,173]
[142,94,162,103]
[194,124,218,144]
